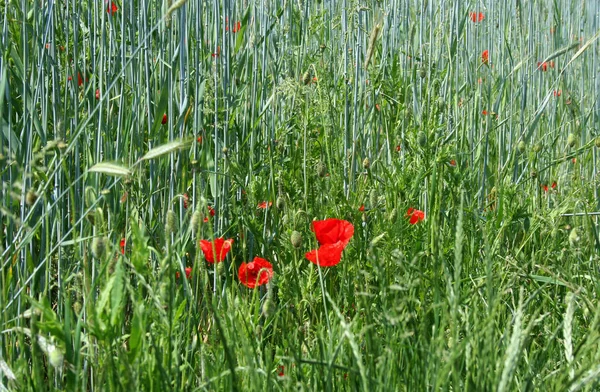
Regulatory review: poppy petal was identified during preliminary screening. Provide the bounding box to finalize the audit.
[305,242,346,267]
[238,257,273,288]
[311,218,354,247]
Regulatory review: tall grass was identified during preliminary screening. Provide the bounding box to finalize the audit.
[1,0,600,390]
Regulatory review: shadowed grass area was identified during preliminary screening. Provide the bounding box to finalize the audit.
[1,0,600,390]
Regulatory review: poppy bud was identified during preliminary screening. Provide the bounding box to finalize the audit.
[48,346,64,369]
[92,236,106,259]
[26,190,38,206]
[419,67,427,78]
[276,195,286,210]
[291,231,302,249]
[388,208,397,223]
[518,141,526,153]
[262,298,276,317]
[369,189,378,208]
[166,210,177,235]
[530,170,537,178]
[320,44,326,52]
[316,161,327,177]
[568,227,580,247]
[417,131,427,147]
[302,71,311,85]
[222,147,229,155]
[362,157,370,169]
[533,143,543,153]
[567,133,576,148]
[595,137,600,148]
[436,97,445,112]
[191,210,201,236]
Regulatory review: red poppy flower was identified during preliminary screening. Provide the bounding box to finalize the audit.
[542,184,549,193]
[199,238,233,263]
[257,201,273,209]
[176,267,192,279]
[232,21,242,33]
[469,12,484,22]
[395,145,401,152]
[482,110,488,116]
[197,136,203,144]
[305,218,354,267]
[406,208,425,224]
[120,238,126,254]
[551,181,557,189]
[277,365,285,377]
[449,159,457,167]
[537,62,548,72]
[95,89,100,100]
[553,90,561,97]
[183,193,189,209]
[212,46,221,58]
[358,205,365,212]
[161,113,167,125]
[77,72,84,87]
[481,50,489,65]
[238,256,273,289]
[107,2,118,15]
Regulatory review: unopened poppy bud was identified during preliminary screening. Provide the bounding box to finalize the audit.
[48,347,64,369]
[595,137,600,148]
[533,143,543,152]
[518,141,526,153]
[363,158,370,170]
[92,236,106,259]
[191,210,201,236]
[26,190,38,206]
[417,131,427,147]
[302,71,311,85]
[530,170,537,178]
[320,44,326,52]
[568,227,580,246]
[419,67,427,78]
[567,133,576,147]
[316,161,327,177]
[276,195,286,210]
[166,210,177,235]
[436,97,445,112]
[291,231,302,249]
[222,147,229,155]
[388,208,398,223]
[369,189,377,207]
[262,298,276,317]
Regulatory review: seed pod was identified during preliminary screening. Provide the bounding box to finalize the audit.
[92,236,106,259]
[291,231,302,249]
[316,161,327,177]
[595,137,600,148]
[417,131,427,147]
[567,133,576,147]
[26,190,38,206]
[518,141,526,153]
[166,210,177,235]
[362,157,371,169]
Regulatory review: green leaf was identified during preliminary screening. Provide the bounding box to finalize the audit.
[88,162,131,177]
[141,139,191,161]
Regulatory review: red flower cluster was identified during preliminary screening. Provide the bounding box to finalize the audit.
[199,238,233,263]
[305,219,354,267]
[238,257,273,288]
[176,267,192,279]
[203,205,215,222]
[541,181,557,193]
[469,12,484,22]
[406,208,425,224]
[537,61,555,72]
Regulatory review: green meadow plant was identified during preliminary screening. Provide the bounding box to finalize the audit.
[1,0,600,390]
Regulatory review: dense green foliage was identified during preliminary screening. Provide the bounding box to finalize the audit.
[1,0,600,390]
